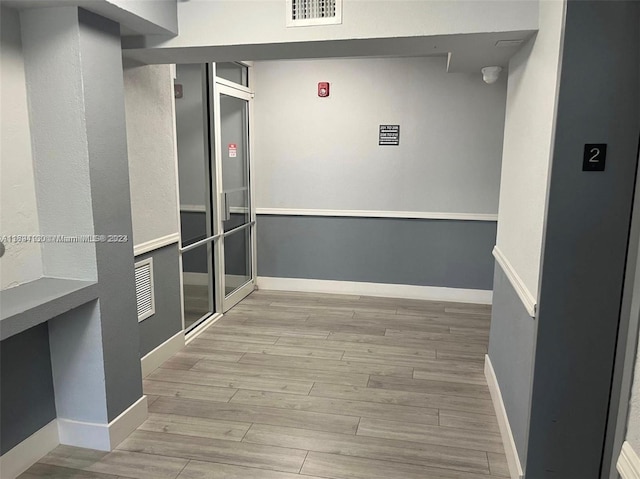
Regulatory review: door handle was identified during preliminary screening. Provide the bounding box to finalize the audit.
[222,192,230,221]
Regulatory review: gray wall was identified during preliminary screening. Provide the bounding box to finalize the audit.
[525,1,639,476]
[253,56,504,291]
[122,61,183,360]
[0,323,56,455]
[123,62,180,247]
[254,57,506,215]
[493,0,565,300]
[21,6,143,427]
[78,8,143,422]
[488,264,536,466]
[486,0,565,470]
[257,215,496,290]
[137,244,182,357]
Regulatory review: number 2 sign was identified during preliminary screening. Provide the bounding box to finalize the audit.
[583,144,607,171]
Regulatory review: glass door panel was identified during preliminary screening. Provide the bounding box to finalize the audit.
[175,63,217,332]
[181,242,214,331]
[216,62,249,87]
[214,81,255,311]
[220,93,250,231]
[224,228,252,297]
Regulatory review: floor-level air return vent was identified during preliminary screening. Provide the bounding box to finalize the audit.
[135,258,155,322]
[286,0,342,27]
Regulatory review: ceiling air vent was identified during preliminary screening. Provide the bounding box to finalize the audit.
[135,258,155,322]
[286,0,342,27]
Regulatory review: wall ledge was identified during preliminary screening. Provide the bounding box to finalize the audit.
[492,246,537,317]
[485,354,524,479]
[0,277,99,341]
[257,276,492,304]
[618,442,640,479]
[256,208,498,222]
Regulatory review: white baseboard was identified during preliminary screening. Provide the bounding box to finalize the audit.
[256,276,492,304]
[183,272,208,286]
[133,232,180,256]
[108,396,148,449]
[141,330,185,378]
[183,273,247,289]
[485,355,524,479]
[256,207,498,222]
[58,395,148,451]
[618,442,640,479]
[0,420,59,479]
[226,274,249,289]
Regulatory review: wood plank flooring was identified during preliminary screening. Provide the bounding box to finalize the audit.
[21,290,508,479]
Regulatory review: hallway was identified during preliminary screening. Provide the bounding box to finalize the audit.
[20,291,509,478]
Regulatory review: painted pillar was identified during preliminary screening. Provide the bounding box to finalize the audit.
[20,6,144,449]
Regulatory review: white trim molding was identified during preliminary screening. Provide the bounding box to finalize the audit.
[256,208,498,222]
[133,232,180,256]
[180,204,205,213]
[57,396,148,451]
[257,277,492,304]
[141,330,185,378]
[618,442,640,479]
[485,355,524,479]
[181,204,247,214]
[183,272,208,286]
[492,246,537,317]
[0,420,59,479]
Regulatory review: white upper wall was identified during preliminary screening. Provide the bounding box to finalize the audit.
[253,56,507,214]
[145,0,537,48]
[0,7,43,290]
[123,63,180,246]
[4,0,178,35]
[495,0,566,300]
[109,0,177,35]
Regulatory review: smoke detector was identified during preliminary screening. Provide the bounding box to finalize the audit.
[481,66,503,84]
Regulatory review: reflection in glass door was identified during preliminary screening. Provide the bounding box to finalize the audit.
[213,80,256,312]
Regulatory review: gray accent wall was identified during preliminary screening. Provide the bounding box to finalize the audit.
[488,264,536,466]
[257,215,496,290]
[525,2,639,477]
[137,243,182,357]
[0,323,56,455]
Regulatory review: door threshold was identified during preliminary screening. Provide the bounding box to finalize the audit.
[185,312,224,344]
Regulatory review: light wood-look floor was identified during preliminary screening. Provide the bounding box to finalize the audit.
[20,290,508,479]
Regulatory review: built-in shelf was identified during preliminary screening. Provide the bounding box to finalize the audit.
[0,277,99,341]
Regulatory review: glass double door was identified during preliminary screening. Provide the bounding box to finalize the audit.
[176,63,255,332]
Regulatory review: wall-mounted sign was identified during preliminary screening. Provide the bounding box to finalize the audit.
[583,144,607,171]
[228,144,237,158]
[379,125,400,146]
